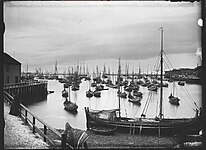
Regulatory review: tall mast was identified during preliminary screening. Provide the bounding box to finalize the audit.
[118,58,121,118]
[26,61,28,80]
[159,27,163,120]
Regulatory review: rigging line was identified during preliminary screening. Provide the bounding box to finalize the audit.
[163,51,175,69]
[154,57,161,72]
[179,86,196,108]
[144,91,153,115]
[123,97,127,117]
[176,87,197,112]
[183,86,198,106]
[163,57,173,70]
[181,86,199,109]
[155,94,159,117]
[163,59,171,71]
[153,52,161,72]
[141,91,151,115]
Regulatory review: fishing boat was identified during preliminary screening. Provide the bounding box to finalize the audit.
[85,27,202,136]
[93,90,101,98]
[64,100,78,112]
[133,91,143,97]
[178,81,185,86]
[169,84,180,106]
[63,86,78,112]
[86,80,93,98]
[62,89,69,98]
[169,94,180,106]
[86,89,93,98]
[128,96,142,105]
[148,84,158,92]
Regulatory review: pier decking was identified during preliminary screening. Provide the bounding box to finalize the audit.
[4,81,47,104]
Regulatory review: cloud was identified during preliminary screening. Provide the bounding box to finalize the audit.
[4,1,201,72]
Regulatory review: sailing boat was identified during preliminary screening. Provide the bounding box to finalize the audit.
[169,81,180,106]
[63,86,78,112]
[85,27,202,136]
[86,78,93,98]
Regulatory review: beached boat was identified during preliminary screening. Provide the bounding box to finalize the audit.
[84,28,202,136]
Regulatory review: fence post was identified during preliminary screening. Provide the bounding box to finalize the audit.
[61,132,67,149]
[32,117,35,133]
[44,125,47,142]
[25,110,28,124]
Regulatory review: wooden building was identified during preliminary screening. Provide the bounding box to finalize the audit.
[3,53,21,84]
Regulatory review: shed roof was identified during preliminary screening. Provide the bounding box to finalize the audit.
[3,53,21,65]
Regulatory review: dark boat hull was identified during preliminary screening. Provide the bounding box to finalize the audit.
[85,107,202,136]
[64,101,78,112]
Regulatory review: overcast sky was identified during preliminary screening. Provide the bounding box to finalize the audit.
[4,1,201,72]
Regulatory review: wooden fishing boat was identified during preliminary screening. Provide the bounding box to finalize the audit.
[169,95,180,106]
[63,86,78,112]
[93,90,101,98]
[64,100,78,112]
[169,81,180,106]
[86,90,93,98]
[148,85,158,92]
[118,91,127,98]
[86,80,93,98]
[178,81,185,86]
[128,96,142,105]
[84,28,202,136]
[62,90,69,98]
[133,91,143,97]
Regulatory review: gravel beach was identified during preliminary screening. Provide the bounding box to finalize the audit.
[4,103,49,149]
[51,128,179,149]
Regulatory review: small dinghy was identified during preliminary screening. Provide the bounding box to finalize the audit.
[90,126,117,135]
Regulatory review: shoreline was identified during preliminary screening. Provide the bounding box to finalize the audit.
[43,128,180,148]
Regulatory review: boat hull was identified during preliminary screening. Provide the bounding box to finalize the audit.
[85,107,202,136]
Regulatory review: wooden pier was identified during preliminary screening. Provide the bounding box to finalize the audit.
[4,81,48,104]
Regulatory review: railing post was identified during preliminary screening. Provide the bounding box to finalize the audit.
[44,125,47,142]
[33,116,35,133]
[25,110,28,124]
[61,132,67,149]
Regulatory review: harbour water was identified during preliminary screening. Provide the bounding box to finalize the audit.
[26,77,201,130]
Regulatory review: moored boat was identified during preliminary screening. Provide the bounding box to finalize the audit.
[86,90,93,98]
[178,81,185,86]
[128,96,142,105]
[64,100,78,112]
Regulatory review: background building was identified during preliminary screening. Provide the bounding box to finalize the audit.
[3,53,21,84]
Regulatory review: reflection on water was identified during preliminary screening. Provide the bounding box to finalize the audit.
[27,79,201,130]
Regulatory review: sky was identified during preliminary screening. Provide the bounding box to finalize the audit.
[4,1,202,73]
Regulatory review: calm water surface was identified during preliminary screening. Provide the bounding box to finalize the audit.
[26,78,201,130]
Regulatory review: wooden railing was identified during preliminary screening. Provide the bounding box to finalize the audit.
[4,81,47,89]
[3,91,74,149]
